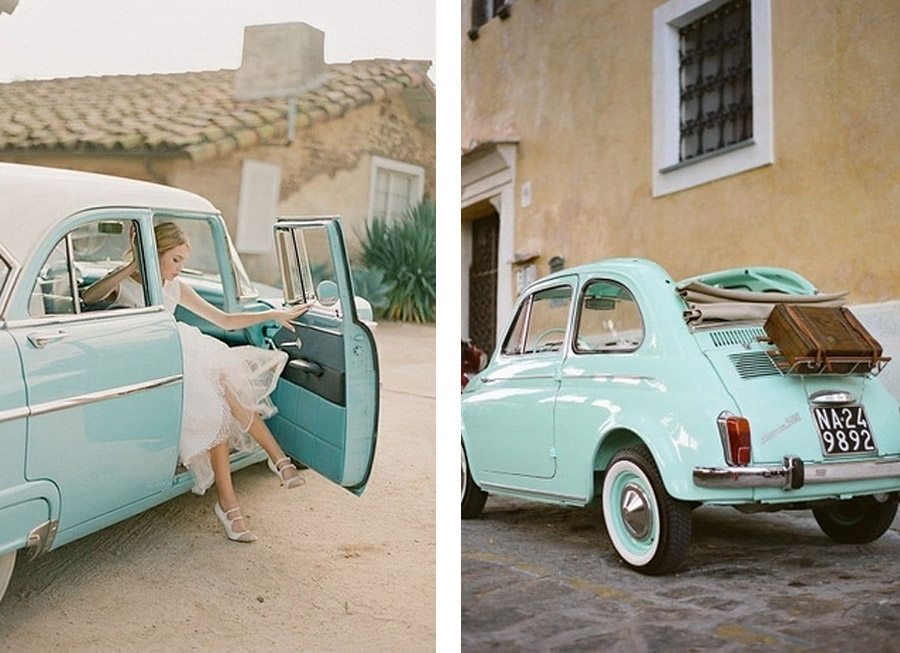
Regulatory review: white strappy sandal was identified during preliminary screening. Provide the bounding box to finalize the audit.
[214,502,257,543]
[268,457,306,489]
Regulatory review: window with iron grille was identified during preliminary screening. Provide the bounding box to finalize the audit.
[679,0,752,161]
[652,0,773,197]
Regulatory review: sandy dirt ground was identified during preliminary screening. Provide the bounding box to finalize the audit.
[0,322,435,652]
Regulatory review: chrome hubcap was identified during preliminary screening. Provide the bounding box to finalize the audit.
[620,482,651,539]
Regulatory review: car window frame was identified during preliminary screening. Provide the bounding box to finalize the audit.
[3,208,169,327]
[572,277,646,355]
[29,216,154,319]
[0,242,20,319]
[501,282,575,357]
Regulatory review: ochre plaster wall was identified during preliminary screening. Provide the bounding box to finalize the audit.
[462,0,899,304]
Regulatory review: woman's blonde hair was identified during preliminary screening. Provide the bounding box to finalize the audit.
[154,221,190,255]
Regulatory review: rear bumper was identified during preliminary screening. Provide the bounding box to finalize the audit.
[693,455,900,490]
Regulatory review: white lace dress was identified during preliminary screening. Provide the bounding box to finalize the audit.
[119,276,287,494]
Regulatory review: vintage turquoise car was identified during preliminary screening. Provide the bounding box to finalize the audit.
[0,163,378,602]
[461,258,900,574]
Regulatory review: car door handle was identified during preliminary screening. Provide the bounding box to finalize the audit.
[288,358,324,377]
[27,330,69,348]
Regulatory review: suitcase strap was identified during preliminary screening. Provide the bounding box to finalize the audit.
[783,304,825,365]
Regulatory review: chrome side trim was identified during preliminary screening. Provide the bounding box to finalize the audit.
[30,375,182,417]
[694,455,900,490]
[482,374,557,383]
[26,520,59,559]
[481,481,586,503]
[8,375,183,422]
[5,305,165,329]
[0,406,29,425]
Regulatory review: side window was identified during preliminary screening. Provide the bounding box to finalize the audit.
[30,218,146,317]
[522,286,573,354]
[575,280,644,353]
[503,285,573,356]
[501,299,529,355]
[275,224,341,311]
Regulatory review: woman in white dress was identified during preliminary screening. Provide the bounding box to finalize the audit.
[84,222,308,543]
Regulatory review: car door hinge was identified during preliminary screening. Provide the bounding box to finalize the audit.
[548,447,558,459]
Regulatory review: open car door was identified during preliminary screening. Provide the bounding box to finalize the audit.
[268,218,379,495]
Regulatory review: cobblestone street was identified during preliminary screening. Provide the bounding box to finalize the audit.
[463,496,900,652]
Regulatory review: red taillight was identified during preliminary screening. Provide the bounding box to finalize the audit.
[719,414,751,466]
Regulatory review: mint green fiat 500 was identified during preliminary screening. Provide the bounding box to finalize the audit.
[461,258,899,575]
[0,164,378,602]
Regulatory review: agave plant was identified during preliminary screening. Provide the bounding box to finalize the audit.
[359,201,436,323]
[350,265,393,316]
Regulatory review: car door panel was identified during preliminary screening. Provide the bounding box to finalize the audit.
[267,219,378,495]
[11,311,183,533]
[273,324,346,406]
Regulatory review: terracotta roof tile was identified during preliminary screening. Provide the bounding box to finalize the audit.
[0,59,432,160]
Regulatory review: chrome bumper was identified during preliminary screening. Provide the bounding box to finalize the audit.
[693,456,900,490]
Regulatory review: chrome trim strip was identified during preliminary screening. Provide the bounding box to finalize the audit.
[5,305,165,329]
[694,455,900,490]
[482,374,556,383]
[562,373,657,383]
[64,233,81,315]
[481,481,586,503]
[0,406,30,425]
[12,375,183,421]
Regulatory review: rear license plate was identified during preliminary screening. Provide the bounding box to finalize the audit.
[811,405,877,456]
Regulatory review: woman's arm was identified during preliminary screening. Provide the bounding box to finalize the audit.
[177,282,309,331]
[82,260,138,305]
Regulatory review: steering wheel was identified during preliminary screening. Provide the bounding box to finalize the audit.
[532,327,567,351]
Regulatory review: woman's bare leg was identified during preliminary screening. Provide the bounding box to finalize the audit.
[210,441,249,534]
[223,389,301,484]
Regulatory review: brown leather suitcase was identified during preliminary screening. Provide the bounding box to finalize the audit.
[764,304,885,374]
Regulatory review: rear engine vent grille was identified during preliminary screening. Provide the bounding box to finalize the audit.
[729,351,782,379]
[711,327,767,348]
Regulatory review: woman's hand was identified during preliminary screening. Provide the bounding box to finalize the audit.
[270,303,310,331]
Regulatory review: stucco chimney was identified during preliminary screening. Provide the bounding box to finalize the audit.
[0,0,20,15]
[234,22,329,100]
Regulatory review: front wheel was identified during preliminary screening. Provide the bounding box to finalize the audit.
[602,445,692,575]
[461,442,487,519]
[0,550,16,605]
[812,494,899,544]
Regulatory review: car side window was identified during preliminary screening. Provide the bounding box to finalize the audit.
[501,285,574,356]
[574,280,644,353]
[523,286,573,354]
[501,299,529,355]
[30,218,147,317]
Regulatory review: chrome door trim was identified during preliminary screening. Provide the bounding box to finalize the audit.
[0,406,29,424]
[0,374,182,424]
[6,305,166,330]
